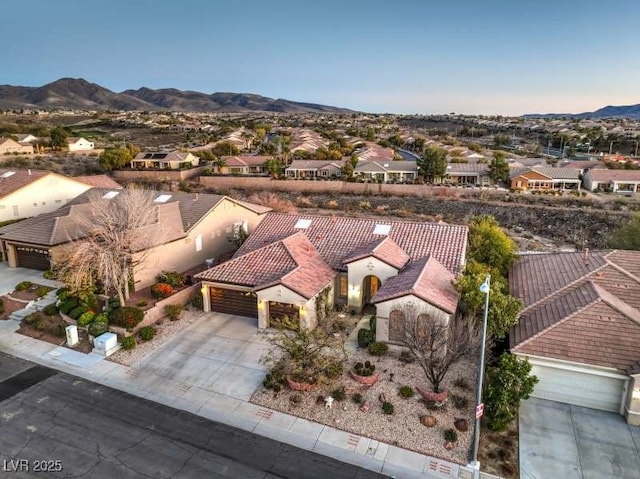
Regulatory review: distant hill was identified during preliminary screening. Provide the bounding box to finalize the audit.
[0,78,353,113]
[523,103,640,119]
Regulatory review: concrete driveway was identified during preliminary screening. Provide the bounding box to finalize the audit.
[0,262,60,295]
[520,397,640,479]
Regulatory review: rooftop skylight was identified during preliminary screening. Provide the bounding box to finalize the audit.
[373,224,391,235]
[294,219,312,229]
[154,194,172,203]
[102,191,120,199]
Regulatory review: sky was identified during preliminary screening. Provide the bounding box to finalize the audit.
[2,0,640,116]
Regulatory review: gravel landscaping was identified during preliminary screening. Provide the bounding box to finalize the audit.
[251,346,478,464]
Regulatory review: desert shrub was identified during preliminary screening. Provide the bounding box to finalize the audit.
[326,199,339,209]
[109,307,144,330]
[164,303,183,321]
[58,297,79,314]
[351,392,364,404]
[191,294,203,310]
[444,428,458,442]
[88,314,109,337]
[53,324,66,337]
[42,270,58,280]
[263,365,286,392]
[324,361,344,380]
[368,341,388,356]
[136,300,148,307]
[398,350,415,364]
[139,326,155,341]
[15,281,33,291]
[77,311,96,327]
[157,271,185,288]
[399,385,415,398]
[331,387,346,401]
[23,312,42,325]
[42,303,58,316]
[56,288,70,301]
[382,401,394,415]
[450,393,470,410]
[453,376,471,390]
[36,286,51,297]
[247,191,297,213]
[424,399,444,410]
[151,282,174,299]
[121,336,136,350]
[354,360,376,377]
[357,328,374,348]
[68,305,88,320]
[34,318,46,331]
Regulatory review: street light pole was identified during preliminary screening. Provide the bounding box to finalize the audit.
[469,274,490,478]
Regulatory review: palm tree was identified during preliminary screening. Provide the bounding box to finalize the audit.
[212,157,227,174]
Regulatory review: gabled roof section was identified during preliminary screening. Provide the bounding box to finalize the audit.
[196,232,335,299]
[234,213,468,275]
[0,168,49,198]
[371,256,459,314]
[343,236,410,270]
[73,175,122,189]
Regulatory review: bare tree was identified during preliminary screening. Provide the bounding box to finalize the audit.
[57,186,162,306]
[402,305,480,393]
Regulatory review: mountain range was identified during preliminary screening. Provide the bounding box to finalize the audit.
[523,103,640,120]
[0,78,353,113]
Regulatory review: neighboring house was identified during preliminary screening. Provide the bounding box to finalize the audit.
[355,144,396,162]
[289,129,329,154]
[285,159,346,179]
[0,137,34,155]
[220,155,271,175]
[15,134,38,143]
[0,169,119,222]
[509,166,581,190]
[0,189,270,289]
[437,163,491,186]
[130,151,200,170]
[509,250,640,425]
[353,160,417,183]
[67,137,95,152]
[195,213,467,339]
[583,169,640,194]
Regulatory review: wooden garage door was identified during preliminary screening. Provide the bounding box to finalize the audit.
[15,246,50,271]
[530,361,627,413]
[268,302,299,321]
[210,288,257,318]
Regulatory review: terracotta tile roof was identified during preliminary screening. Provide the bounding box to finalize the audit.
[73,175,122,189]
[234,213,468,275]
[196,232,335,299]
[0,169,49,198]
[508,167,580,180]
[223,155,271,167]
[343,236,410,270]
[510,250,640,371]
[371,256,459,314]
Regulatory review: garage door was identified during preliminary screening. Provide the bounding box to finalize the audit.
[210,288,257,318]
[268,302,299,321]
[530,361,627,413]
[15,246,50,270]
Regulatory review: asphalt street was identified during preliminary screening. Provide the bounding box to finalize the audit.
[0,353,386,479]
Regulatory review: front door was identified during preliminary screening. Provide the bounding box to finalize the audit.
[362,275,381,307]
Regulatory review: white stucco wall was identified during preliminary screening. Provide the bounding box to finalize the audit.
[375,295,452,343]
[625,374,640,426]
[256,285,317,330]
[68,138,95,151]
[346,256,399,312]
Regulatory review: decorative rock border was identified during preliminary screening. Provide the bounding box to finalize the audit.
[349,369,379,386]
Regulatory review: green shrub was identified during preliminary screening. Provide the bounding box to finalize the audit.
[357,328,374,348]
[354,360,376,377]
[368,341,388,356]
[331,387,346,401]
[42,303,58,316]
[369,316,377,332]
[34,318,46,331]
[324,360,344,379]
[151,282,174,299]
[58,297,79,314]
[139,326,155,341]
[444,428,458,442]
[164,304,183,321]
[88,314,109,337]
[0,298,4,315]
[23,312,41,325]
[77,311,96,327]
[15,281,33,291]
[382,401,394,415]
[80,293,99,311]
[121,336,136,350]
[351,392,364,404]
[191,294,203,310]
[53,324,66,337]
[136,300,148,307]
[399,385,415,398]
[68,305,88,320]
[398,350,415,363]
[450,393,470,410]
[263,366,286,391]
[157,271,185,288]
[453,376,471,390]
[109,307,144,330]
[42,270,58,280]
[56,288,69,301]
[36,286,51,297]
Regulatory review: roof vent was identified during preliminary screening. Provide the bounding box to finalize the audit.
[0,171,16,178]
[154,194,172,203]
[102,191,120,199]
[383,163,389,168]
[294,218,312,229]
[373,224,391,235]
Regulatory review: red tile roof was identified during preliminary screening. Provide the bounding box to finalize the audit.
[234,213,468,274]
[343,236,410,270]
[371,256,459,313]
[510,250,640,372]
[223,155,271,167]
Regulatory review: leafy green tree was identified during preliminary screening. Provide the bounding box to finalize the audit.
[125,143,140,158]
[212,156,227,174]
[467,215,516,277]
[99,148,132,171]
[418,146,447,179]
[50,126,69,150]
[211,141,239,157]
[264,158,282,178]
[608,213,640,250]
[488,151,510,184]
[484,353,538,431]
[341,161,355,179]
[493,133,510,147]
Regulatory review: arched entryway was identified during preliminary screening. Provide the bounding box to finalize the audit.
[362,275,381,309]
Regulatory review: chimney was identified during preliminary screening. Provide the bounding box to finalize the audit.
[583,247,589,263]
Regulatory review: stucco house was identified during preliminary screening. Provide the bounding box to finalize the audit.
[285,159,346,179]
[509,250,640,425]
[0,189,270,289]
[509,166,581,191]
[0,169,121,222]
[438,163,491,186]
[354,160,417,183]
[583,169,640,194]
[67,137,95,152]
[195,213,467,340]
[220,155,271,175]
[0,137,34,155]
[130,151,200,170]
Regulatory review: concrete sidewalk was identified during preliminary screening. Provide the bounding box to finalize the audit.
[0,313,469,479]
